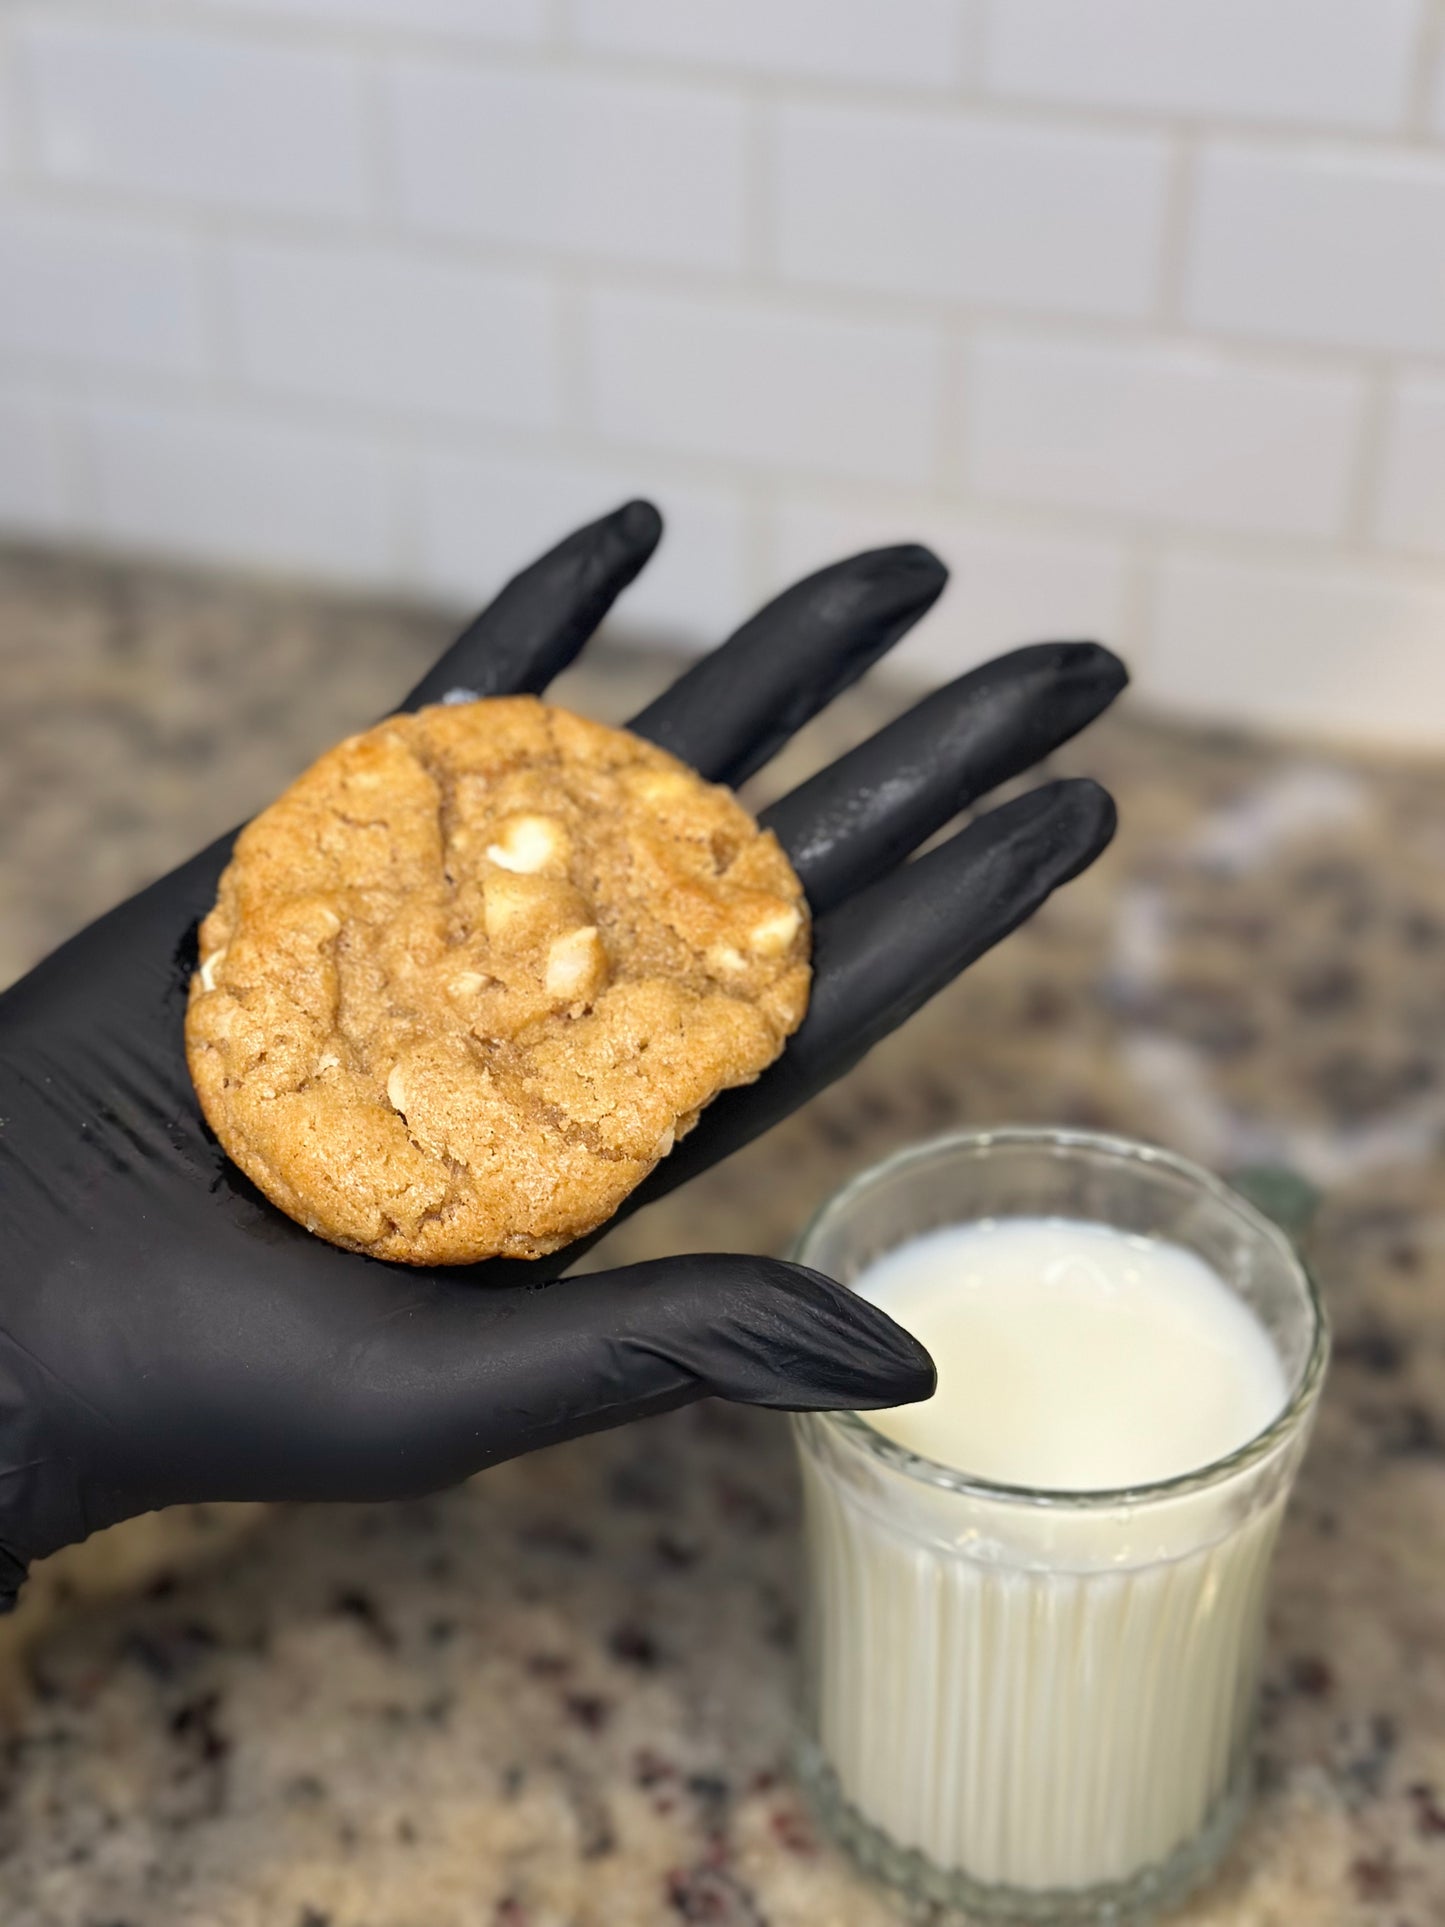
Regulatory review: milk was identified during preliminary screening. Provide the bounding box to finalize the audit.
[855,1219,1286,1490]
[798,1216,1297,1899]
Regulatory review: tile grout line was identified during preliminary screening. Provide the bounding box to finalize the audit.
[1404,0,1445,135]
[555,263,593,457]
[1342,365,1395,549]
[1155,130,1197,328]
[937,318,972,501]
[743,90,772,287]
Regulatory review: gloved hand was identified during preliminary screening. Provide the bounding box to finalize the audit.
[0,502,1123,1608]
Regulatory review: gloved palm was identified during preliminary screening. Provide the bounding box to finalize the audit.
[0,503,1122,1607]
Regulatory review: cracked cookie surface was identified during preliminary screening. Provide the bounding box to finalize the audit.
[185,697,811,1264]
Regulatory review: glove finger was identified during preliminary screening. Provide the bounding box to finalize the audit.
[504,1256,934,1440]
[398,498,662,712]
[301,1256,934,1495]
[627,546,946,785]
[764,641,1127,915]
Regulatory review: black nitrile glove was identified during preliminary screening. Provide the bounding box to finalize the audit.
[0,503,1123,1609]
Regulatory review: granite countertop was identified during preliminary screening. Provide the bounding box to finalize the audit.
[3,545,1445,1926]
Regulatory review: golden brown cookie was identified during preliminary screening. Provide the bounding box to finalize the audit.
[185,698,811,1264]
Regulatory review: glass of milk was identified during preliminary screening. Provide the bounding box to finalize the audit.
[791,1127,1328,1922]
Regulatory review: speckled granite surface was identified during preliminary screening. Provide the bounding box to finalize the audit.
[3,545,1445,1925]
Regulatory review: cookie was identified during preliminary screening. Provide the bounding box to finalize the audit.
[185,697,811,1264]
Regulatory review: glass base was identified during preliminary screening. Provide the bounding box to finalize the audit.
[795,1738,1249,1924]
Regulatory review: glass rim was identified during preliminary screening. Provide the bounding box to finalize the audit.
[792,1124,1331,1513]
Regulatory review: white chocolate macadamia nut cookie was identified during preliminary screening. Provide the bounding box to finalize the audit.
[185,697,811,1263]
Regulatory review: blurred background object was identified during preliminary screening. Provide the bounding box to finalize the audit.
[2,0,1445,745]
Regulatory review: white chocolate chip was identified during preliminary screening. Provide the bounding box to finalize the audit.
[545,926,606,1003]
[654,1125,676,1159]
[707,943,747,975]
[749,906,801,957]
[316,1053,340,1074]
[486,814,565,875]
[624,767,694,807]
[386,1066,408,1115]
[197,947,227,992]
[448,970,492,999]
[483,874,540,943]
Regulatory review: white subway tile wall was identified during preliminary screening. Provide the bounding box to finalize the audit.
[774,104,1169,318]
[1186,144,1445,356]
[193,0,548,42]
[586,288,944,485]
[77,400,400,581]
[387,63,747,270]
[225,240,561,428]
[965,336,1364,537]
[1145,551,1445,748]
[574,0,974,91]
[0,0,1442,745]
[983,0,1419,130]
[0,207,209,374]
[20,23,369,220]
